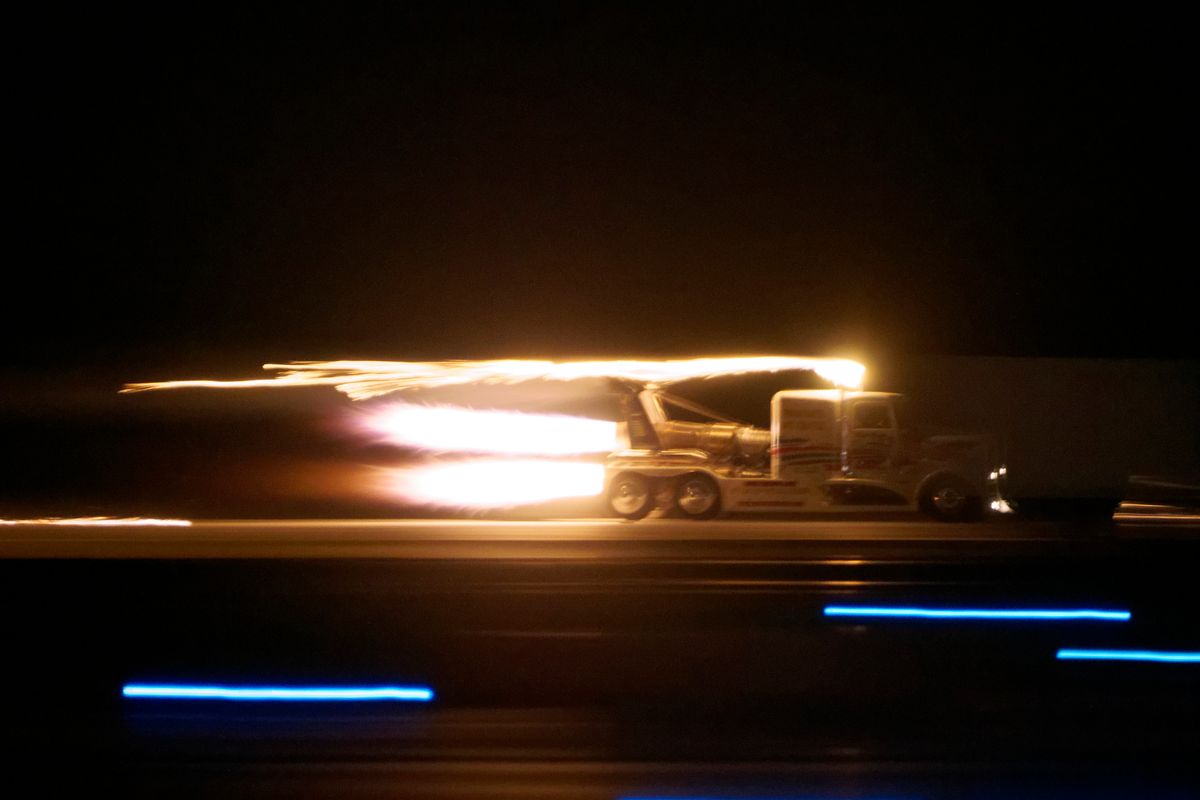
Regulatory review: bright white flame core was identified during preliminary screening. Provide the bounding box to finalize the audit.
[364,403,618,455]
[381,459,605,508]
[123,356,866,400]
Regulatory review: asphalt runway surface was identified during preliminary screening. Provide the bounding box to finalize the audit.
[6,517,1198,797]
[2,515,1190,558]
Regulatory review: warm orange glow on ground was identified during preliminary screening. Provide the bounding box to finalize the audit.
[0,517,193,527]
[378,459,605,508]
[122,356,866,399]
[362,402,618,455]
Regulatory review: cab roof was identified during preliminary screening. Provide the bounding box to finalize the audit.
[773,389,899,402]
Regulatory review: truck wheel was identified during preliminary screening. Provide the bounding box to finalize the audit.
[608,472,655,520]
[674,472,722,520]
[919,475,982,522]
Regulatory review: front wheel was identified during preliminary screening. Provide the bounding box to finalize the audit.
[608,472,655,520]
[673,472,722,520]
[919,475,983,522]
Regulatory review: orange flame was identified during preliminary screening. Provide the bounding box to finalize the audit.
[122,356,866,400]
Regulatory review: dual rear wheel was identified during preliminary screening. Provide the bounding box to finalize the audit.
[608,472,721,521]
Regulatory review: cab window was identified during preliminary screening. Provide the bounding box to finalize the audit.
[852,401,893,430]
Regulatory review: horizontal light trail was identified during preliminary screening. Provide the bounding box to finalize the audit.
[824,606,1131,621]
[0,517,192,527]
[122,684,434,701]
[122,355,867,399]
[1057,649,1200,663]
[620,796,910,800]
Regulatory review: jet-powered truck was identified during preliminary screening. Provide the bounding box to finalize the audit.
[123,356,1009,519]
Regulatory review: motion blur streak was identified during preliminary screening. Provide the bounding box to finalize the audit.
[122,684,434,701]
[824,606,1131,621]
[1056,649,1200,663]
[121,356,867,399]
[363,402,618,455]
[0,517,192,527]
[380,459,605,507]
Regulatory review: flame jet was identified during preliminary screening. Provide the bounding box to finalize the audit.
[362,402,619,456]
[379,459,606,508]
[120,356,866,510]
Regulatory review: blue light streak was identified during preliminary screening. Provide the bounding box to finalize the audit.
[122,684,435,701]
[1057,649,1200,663]
[619,796,910,800]
[823,606,1130,621]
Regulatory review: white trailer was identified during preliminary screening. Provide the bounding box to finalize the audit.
[605,385,1008,521]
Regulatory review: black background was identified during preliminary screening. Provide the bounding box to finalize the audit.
[5,4,1197,517]
[5,13,1199,793]
[10,4,1196,373]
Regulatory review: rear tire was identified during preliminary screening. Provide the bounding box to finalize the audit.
[673,472,722,520]
[608,472,655,520]
[919,474,983,522]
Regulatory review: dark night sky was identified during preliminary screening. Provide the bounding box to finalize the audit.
[10,4,1197,374]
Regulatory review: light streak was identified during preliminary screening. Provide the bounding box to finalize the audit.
[121,356,867,400]
[1056,649,1200,663]
[1113,502,1200,522]
[0,517,192,527]
[122,683,434,701]
[824,606,1131,621]
[362,402,618,455]
[620,796,910,800]
[380,459,606,507]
